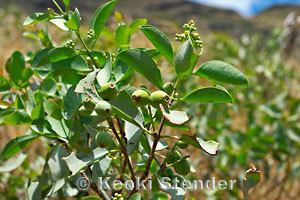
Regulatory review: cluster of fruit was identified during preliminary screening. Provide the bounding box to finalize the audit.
[87,29,95,40]
[175,20,203,49]
[78,81,177,117]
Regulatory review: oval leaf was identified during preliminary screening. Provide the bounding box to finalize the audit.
[90,0,117,41]
[160,105,189,125]
[194,60,248,85]
[118,49,163,89]
[182,87,234,103]
[174,39,193,79]
[1,134,38,160]
[140,25,173,61]
[196,138,220,155]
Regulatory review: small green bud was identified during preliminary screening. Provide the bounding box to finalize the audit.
[94,100,112,118]
[78,106,93,116]
[192,32,200,39]
[97,82,118,101]
[131,89,150,107]
[83,98,96,110]
[184,30,190,36]
[163,82,175,95]
[150,90,170,108]
[93,56,99,62]
[176,141,189,149]
[174,158,190,175]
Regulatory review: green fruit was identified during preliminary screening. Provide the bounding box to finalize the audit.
[163,82,175,95]
[174,158,190,175]
[83,98,96,110]
[131,89,150,107]
[94,100,112,118]
[166,150,181,164]
[95,132,114,148]
[97,82,118,101]
[78,106,93,116]
[176,141,189,149]
[150,90,170,108]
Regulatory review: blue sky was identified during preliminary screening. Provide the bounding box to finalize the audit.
[193,0,300,17]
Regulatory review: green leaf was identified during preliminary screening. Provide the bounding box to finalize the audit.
[174,39,193,79]
[194,60,249,85]
[118,49,163,89]
[5,51,25,85]
[243,165,261,199]
[47,146,70,181]
[47,47,76,63]
[160,105,189,125]
[63,148,108,175]
[1,134,38,160]
[140,25,173,62]
[64,86,84,119]
[197,138,220,155]
[165,187,185,200]
[0,109,31,125]
[125,121,143,154]
[115,24,131,49]
[75,70,98,93]
[63,0,71,10]
[179,135,220,155]
[110,90,144,128]
[65,8,81,31]
[50,18,69,31]
[0,153,27,172]
[46,116,69,138]
[129,193,142,200]
[90,0,117,41]
[27,181,42,200]
[182,86,234,103]
[43,99,62,120]
[115,60,134,83]
[130,19,147,33]
[23,13,49,25]
[0,76,11,92]
[96,58,112,86]
[40,78,57,96]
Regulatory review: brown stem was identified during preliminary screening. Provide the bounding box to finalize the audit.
[107,118,136,182]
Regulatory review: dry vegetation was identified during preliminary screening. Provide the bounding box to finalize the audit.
[0,3,299,200]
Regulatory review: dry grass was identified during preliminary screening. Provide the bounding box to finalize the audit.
[0,4,299,200]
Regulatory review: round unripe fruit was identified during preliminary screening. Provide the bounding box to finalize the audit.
[83,98,96,110]
[95,100,112,118]
[95,132,114,148]
[131,90,150,107]
[150,90,170,108]
[97,82,118,101]
[176,141,189,149]
[163,82,175,95]
[166,150,181,164]
[174,158,190,175]
[78,106,93,116]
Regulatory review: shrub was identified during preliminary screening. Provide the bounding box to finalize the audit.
[0,0,252,199]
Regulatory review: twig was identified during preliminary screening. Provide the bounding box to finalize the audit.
[51,0,64,14]
[76,31,99,69]
[107,118,136,182]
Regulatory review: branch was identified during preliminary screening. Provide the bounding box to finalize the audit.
[107,118,136,182]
